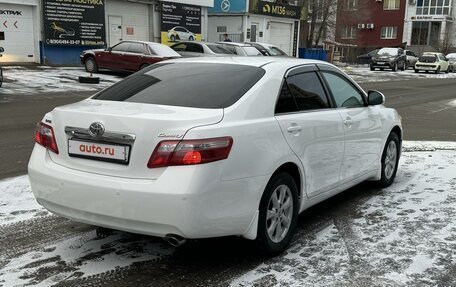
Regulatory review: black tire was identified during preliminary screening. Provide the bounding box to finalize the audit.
[0,67,3,88]
[435,67,440,74]
[79,76,100,84]
[401,62,406,71]
[380,68,384,71]
[170,35,176,42]
[445,66,449,73]
[370,65,375,71]
[189,36,194,41]
[392,62,397,72]
[257,173,299,256]
[84,57,98,73]
[377,132,400,188]
[415,69,419,73]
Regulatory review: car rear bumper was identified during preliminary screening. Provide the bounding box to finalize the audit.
[28,145,265,239]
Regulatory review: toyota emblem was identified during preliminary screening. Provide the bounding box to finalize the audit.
[88,122,105,137]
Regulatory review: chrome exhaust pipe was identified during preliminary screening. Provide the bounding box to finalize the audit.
[164,234,186,247]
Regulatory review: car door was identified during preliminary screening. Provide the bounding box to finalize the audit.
[275,66,345,198]
[320,69,383,183]
[124,42,145,71]
[438,54,449,71]
[100,42,130,71]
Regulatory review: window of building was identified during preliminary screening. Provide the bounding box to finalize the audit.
[217,26,227,33]
[380,26,398,39]
[383,0,400,10]
[343,0,358,11]
[341,26,355,39]
[416,0,451,15]
[411,22,429,45]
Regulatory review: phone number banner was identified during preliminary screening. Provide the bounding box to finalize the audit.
[43,0,106,46]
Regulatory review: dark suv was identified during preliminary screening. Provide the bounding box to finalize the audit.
[370,47,406,71]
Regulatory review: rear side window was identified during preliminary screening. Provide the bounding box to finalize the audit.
[275,72,329,114]
[286,72,329,111]
[93,63,265,109]
[112,42,130,52]
[128,43,144,54]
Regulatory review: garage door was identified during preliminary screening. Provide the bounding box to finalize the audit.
[269,21,293,56]
[0,3,35,63]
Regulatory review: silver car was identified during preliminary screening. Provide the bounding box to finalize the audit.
[405,50,419,69]
[170,41,233,58]
[216,42,263,56]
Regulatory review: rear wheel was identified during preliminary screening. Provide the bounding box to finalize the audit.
[0,67,3,88]
[189,36,194,41]
[170,35,176,42]
[257,173,299,256]
[415,69,419,73]
[84,57,98,73]
[401,62,406,71]
[377,132,400,188]
[435,66,440,74]
[445,66,449,73]
[370,65,375,71]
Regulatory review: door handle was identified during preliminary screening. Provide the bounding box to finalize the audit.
[287,125,302,133]
[344,118,353,126]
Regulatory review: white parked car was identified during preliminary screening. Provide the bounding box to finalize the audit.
[167,26,195,42]
[415,52,450,74]
[446,53,456,72]
[29,58,402,255]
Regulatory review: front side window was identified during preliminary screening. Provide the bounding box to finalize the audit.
[171,43,187,51]
[112,42,130,52]
[383,0,400,10]
[380,26,398,39]
[322,72,365,108]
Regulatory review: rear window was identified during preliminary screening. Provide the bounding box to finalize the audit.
[419,55,437,62]
[93,63,265,109]
[207,44,233,54]
[243,46,263,56]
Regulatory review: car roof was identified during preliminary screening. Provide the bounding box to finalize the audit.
[216,42,252,47]
[164,56,332,68]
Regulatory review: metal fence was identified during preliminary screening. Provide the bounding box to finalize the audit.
[218,33,243,43]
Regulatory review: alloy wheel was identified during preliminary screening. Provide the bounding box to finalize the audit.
[384,141,397,180]
[266,184,293,243]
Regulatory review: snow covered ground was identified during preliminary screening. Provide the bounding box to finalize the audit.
[342,65,456,83]
[0,141,456,286]
[0,66,123,95]
[1,64,455,97]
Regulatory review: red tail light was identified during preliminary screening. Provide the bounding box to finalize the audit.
[35,122,59,154]
[147,137,233,168]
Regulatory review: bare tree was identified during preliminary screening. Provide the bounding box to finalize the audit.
[307,0,337,47]
[434,29,454,55]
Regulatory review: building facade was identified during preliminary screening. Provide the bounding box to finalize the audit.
[0,0,213,64]
[335,0,406,49]
[403,0,455,54]
[208,0,305,56]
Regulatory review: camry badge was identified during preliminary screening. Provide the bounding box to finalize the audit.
[88,122,105,137]
[158,133,183,138]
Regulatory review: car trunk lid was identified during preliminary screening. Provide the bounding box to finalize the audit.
[47,99,223,179]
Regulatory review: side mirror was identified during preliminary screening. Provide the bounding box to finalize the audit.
[368,90,385,106]
[0,47,4,53]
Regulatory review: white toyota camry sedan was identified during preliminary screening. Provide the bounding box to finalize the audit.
[29,57,402,255]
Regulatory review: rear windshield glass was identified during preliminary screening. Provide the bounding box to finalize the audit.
[377,48,398,56]
[207,44,233,54]
[265,46,287,56]
[419,55,437,62]
[243,46,263,56]
[93,63,265,109]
